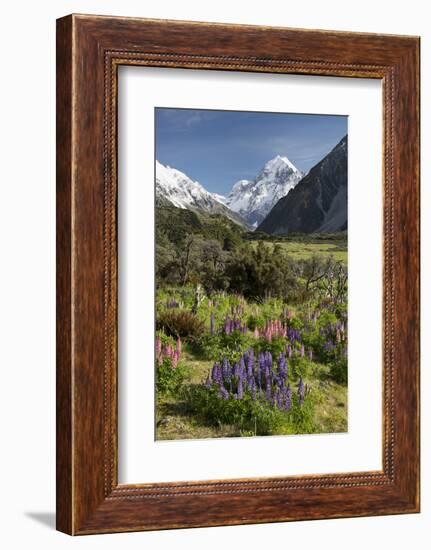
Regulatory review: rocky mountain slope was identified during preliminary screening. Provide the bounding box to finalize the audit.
[257,136,348,235]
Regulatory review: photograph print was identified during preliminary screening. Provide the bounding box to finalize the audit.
[154,107,348,441]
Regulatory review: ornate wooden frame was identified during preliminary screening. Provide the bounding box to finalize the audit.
[56,14,420,535]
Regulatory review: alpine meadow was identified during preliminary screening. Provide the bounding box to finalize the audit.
[154,108,348,440]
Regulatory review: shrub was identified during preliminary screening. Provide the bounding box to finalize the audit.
[254,335,287,358]
[157,310,205,340]
[329,358,348,384]
[184,385,316,436]
[287,316,304,331]
[197,331,255,363]
[246,314,265,331]
[290,357,313,379]
[156,358,187,396]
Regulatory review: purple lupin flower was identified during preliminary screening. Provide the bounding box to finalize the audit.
[222,357,231,381]
[211,362,221,384]
[239,356,245,377]
[257,352,265,389]
[278,352,288,381]
[287,344,292,359]
[247,349,254,378]
[219,386,229,400]
[237,375,244,399]
[287,327,301,343]
[276,388,283,410]
[284,384,292,411]
[264,351,272,375]
[324,341,335,352]
[265,377,272,402]
[297,377,305,406]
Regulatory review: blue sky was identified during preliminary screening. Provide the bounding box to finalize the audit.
[155,108,347,195]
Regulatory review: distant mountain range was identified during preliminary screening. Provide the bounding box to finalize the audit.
[156,137,347,235]
[257,136,347,234]
[156,155,303,228]
[155,160,246,227]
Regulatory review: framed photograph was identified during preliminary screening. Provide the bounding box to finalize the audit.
[56,14,420,535]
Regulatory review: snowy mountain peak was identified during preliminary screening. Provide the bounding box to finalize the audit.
[155,160,247,227]
[225,155,303,227]
[156,160,217,210]
[230,179,253,194]
[264,155,297,172]
[155,154,303,230]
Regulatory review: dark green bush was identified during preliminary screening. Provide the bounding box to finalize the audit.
[246,314,265,331]
[329,358,348,384]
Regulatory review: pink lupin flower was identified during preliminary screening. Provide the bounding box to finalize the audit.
[253,327,259,339]
[267,326,272,342]
[156,337,162,363]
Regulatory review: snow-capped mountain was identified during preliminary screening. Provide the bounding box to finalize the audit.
[258,136,347,235]
[225,155,303,227]
[155,161,246,226]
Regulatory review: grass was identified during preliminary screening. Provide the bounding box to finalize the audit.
[250,239,347,263]
[312,376,348,433]
[156,396,239,440]
[156,344,347,440]
[156,348,236,440]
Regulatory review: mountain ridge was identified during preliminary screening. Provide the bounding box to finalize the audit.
[257,136,348,235]
[155,160,248,227]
